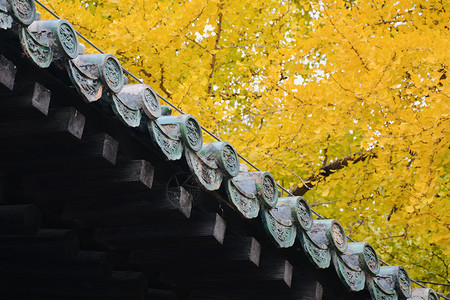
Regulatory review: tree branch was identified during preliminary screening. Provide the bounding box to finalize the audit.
[265,152,310,188]
[140,67,171,98]
[159,65,172,98]
[207,10,223,96]
[323,9,370,71]
[323,134,330,167]
[292,150,376,196]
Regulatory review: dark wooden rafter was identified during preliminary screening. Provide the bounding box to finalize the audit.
[0,131,119,174]
[189,280,323,300]
[160,257,293,290]
[63,187,192,227]
[0,182,3,204]
[0,54,16,91]
[0,106,85,148]
[0,229,79,259]
[94,212,226,249]
[0,250,113,281]
[129,236,261,270]
[0,204,41,235]
[21,159,154,202]
[0,81,50,120]
[1,271,148,300]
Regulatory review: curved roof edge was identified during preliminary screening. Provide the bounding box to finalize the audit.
[0,2,441,299]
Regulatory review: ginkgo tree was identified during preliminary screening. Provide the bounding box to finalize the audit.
[40,0,449,291]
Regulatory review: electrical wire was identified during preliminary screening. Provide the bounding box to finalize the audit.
[414,280,450,287]
[35,0,326,218]
[33,2,450,298]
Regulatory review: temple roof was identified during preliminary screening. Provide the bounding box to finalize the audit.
[0,1,443,299]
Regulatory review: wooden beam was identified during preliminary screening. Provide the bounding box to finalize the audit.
[159,257,293,290]
[0,131,118,173]
[0,271,148,300]
[0,107,85,149]
[129,236,260,270]
[94,213,226,249]
[21,160,154,202]
[0,82,50,120]
[146,289,178,300]
[0,229,79,259]
[0,204,41,235]
[189,281,322,300]
[63,186,192,228]
[0,55,16,91]
[321,285,361,300]
[0,182,3,204]
[0,251,113,281]
[295,280,323,300]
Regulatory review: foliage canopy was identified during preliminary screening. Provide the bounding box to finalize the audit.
[41,0,449,290]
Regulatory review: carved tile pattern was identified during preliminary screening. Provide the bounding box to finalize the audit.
[398,268,411,296]
[363,245,379,274]
[59,23,77,57]
[153,124,181,159]
[22,29,52,68]
[336,256,365,291]
[10,0,33,23]
[267,215,291,242]
[222,144,238,175]
[104,57,121,90]
[203,152,216,165]
[75,72,100,98]
[186,118,201,149]
[371,280,397,300]
[111,95,141,127]
[262,176,275,203]
[187,150,221,190]
[230,184,259,219]
[143,88,159,111]
[200,166,215,184]
[78,63,98,77]
[296,198,312,230]
[331,223,346,251]
[302,234,330,268]
[69,61,102,101]
[346,268,359,284]
[373,286,396,300]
